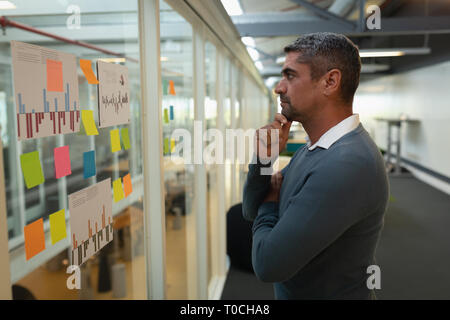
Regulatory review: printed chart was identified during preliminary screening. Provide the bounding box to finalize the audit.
[11,41,80,140]
[68,178,113,266]
[97,60,130,128]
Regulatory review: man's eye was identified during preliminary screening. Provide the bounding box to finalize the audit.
[287,74,294,80]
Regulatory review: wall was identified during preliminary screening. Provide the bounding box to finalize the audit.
[354,60,450,194]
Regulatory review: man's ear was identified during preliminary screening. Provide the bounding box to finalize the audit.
[323,68,341,97]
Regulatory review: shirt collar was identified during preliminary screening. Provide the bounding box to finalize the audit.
[306,114,360,151]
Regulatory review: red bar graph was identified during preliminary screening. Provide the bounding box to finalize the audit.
[17,111,80,139]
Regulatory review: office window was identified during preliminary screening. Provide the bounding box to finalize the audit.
[1,0,147,299]
[160,0,195,300]
[205,41,218,288]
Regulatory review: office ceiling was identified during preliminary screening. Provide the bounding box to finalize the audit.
[222,0,450,87]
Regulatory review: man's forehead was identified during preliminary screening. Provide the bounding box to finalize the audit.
[282,52,308,71]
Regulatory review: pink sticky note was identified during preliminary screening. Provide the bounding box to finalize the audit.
[54,145,72,179]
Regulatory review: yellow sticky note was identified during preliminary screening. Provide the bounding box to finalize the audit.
[164,137,169,154]
[49,209,67,245]
[113,178,124,202]
[163,108,169,124]
[171,139,175,152]
[110,129,121,153]
[81,110,99,136]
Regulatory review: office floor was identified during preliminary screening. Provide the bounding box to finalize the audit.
[221,173,450,300]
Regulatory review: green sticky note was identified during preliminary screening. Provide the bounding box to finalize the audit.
[113,178,124,203]
[163,108,169,124]
[121,128,131,150]
[162,79,168,95]
[20,151,45,189]
[49,209,67,245]
[164,137,169,154]
[110,129,121,153]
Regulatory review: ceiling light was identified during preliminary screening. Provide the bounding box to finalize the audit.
[360,50,405,58]
[160,56,169,62]
[361,64,390,73]
[98,57,126,63]
[247,47,260,61]
[359,48,431,58]
[221,0,243,16]
[241,37,255,47]
[276,56,285,65]
[255,61,263,71]
[0,1,16,9]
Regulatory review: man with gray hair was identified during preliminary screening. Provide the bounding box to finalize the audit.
[243,33,389,299]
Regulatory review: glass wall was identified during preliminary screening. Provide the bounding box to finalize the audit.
[223,57,232,212]
[2,0,147,299]
[160,0,195,300]
[0,0,270,300]
[204,40,218,290]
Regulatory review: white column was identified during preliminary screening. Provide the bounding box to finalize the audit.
[193,26,208,299]
[138,0,167,300]
[216,52,227,277]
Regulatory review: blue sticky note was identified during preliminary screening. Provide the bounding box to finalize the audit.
[169,105,174,120]
[83,150,96,179]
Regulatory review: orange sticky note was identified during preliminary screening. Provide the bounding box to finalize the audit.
[24,218,46,260]
[46,59,63,92]
[80,59,99,84]
[123,173,132,197]
[169,80,176,95]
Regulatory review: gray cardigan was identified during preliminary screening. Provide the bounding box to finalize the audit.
[243,124,389,299]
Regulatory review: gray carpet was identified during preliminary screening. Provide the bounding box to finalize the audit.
[221,174,450,300]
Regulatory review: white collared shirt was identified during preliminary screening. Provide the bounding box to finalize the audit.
[306,114,360,151]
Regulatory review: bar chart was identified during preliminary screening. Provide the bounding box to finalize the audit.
[11,41,80,140]
[68,178,113,266]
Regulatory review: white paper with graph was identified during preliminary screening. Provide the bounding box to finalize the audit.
[68,178,113,266]
[11,41,80,140]
[97,60,130,128]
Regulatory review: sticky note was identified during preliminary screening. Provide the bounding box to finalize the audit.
[169,105,174,120]
[81,110,99,136]
[123,173,132,197]
[169,80,176,95]
[163,108,169,124]
[164,137,169,154]
[113,178,124,202]
[83,150,96,179]
[121,128,131,150]
[49,209,67,245]
[54,145,72,179]
[46,59,63,92]
[80,59,99,84]
[171,139,175,152]
[110,129,121,153]
[20,151,45,189]
[24,218,45,260]
[162,80,168,95]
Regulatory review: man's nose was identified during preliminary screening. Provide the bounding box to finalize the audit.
[274,80,286,95]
